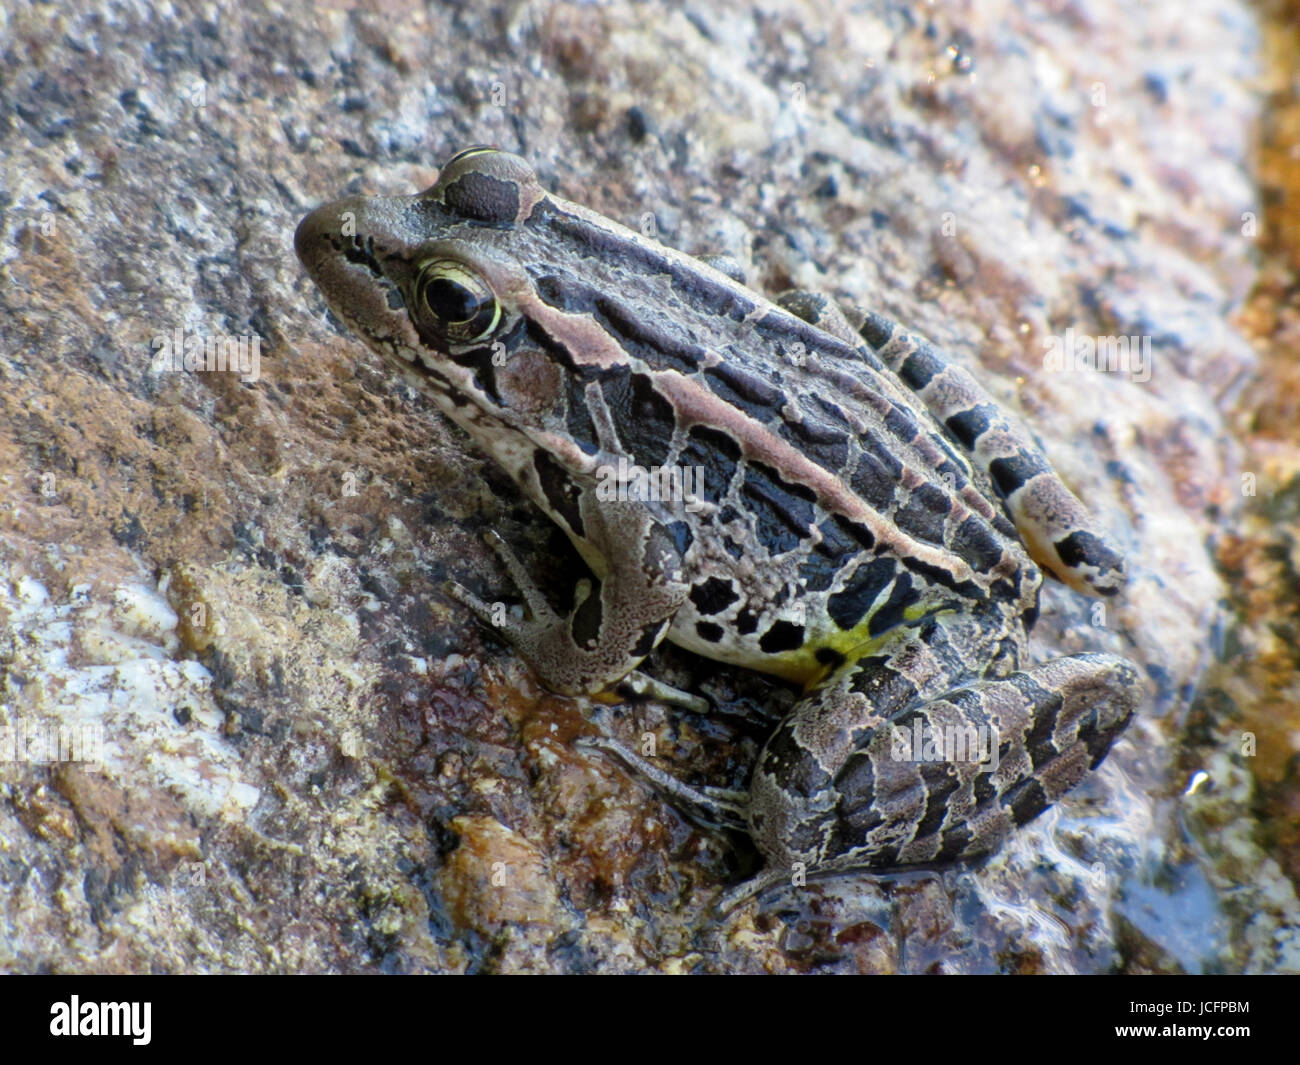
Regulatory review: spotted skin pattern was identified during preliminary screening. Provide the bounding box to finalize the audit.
[296,148,1141,908]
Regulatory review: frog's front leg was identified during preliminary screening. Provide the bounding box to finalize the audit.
[448,493,698,705]
[746,632,1140,887]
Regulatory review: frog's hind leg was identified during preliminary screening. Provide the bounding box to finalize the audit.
[745,646,1141,893]
[859,311,1126,598]
[582,614,1138,914]
[775,291,1126,600]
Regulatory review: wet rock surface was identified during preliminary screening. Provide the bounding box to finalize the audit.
[1,0,1292,972]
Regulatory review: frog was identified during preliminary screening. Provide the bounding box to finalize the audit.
[295,146,1141,910]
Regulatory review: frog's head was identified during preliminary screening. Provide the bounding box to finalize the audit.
[293,146,549,370]
[296,147,760,484]
[295,148,614,470]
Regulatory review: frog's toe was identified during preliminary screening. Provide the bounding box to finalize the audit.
[578,732,750,831]
[611,670,711,713]
[443,579,501,624]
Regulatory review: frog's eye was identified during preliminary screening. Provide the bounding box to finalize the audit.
[412,259,501,343]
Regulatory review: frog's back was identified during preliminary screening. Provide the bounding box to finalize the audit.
[509,193,1038,679]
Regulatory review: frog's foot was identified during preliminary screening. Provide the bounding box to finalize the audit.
[775,290,1127,600]
[447,522,691,702]
[445,530,561,631]
[576,733,750,831]
[448,510,690,699]
[748,651,1141,877]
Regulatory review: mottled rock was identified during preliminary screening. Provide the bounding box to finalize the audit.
[1,0,1292,973]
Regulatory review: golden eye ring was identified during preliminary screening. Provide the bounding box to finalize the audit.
[412,259,501,343]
